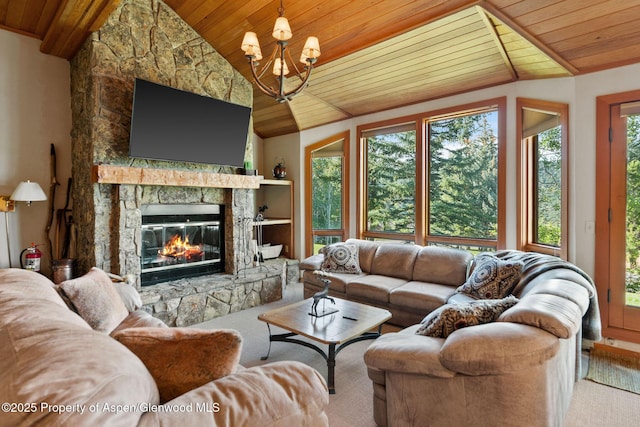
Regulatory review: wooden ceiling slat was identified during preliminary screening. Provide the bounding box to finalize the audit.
[508,0,606,27]
[313,37,499,94]
[492,0,560,18]
[561,30,640,62]
[536,5,640,45]
[323,58,510,108]
[548,20,640,57]
[4,0,27,28]
[527,0,640,36]
[310,24,491,86]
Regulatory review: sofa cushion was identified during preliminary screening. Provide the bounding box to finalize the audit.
[346,238,382,273]
[347,275,408,303]
[320,243,362,274]
[302,269,366,294]
[113,327,242,403]
[412,246,473,286]
[110,310,169,336]
[112,281,143,312]
[370,243,420,280]
[456,254,522,299]
[416,295,519,338]
[59,267,130,333]
[389,281,458,312]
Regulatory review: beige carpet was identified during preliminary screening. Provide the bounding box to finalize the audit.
[196,281,640,426]
[586,346,640,394]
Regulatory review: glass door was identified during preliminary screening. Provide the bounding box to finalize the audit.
[609,102,640,333]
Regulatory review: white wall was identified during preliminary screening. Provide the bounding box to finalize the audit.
[277,62,640,276]
[0,31,72,272]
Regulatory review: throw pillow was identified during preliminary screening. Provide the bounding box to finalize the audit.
[416,295,519,338]
[112,281,143,312]
[456,254,523,299]
[112,327,242,403]
[59,267,130,333]
[320,243,362,274]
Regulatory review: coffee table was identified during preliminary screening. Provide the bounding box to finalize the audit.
[258,297,392,394]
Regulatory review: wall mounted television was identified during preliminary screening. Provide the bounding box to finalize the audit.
[128,78,252,168]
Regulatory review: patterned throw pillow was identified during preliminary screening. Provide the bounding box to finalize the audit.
[416,295,519,338]
[456,254,523,299]
[320,243,363,274]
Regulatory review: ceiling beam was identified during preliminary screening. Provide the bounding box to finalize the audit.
[476,6,517,81]
[481,2,579,76]
[40,0,122,59]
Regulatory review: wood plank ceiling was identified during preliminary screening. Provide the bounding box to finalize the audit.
[2,0,640,138]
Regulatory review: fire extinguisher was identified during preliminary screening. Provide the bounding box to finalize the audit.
[20,243,42,272]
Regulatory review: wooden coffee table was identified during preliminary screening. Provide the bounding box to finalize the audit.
[258,297,392,394]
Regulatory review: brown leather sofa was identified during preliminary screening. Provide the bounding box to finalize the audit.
[0,268,329,426]
[300,240,602,427]
[300,238,474,327]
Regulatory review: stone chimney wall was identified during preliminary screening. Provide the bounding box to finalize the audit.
[69,0,254,283]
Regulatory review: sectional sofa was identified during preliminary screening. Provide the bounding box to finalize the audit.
[300,239,602,426]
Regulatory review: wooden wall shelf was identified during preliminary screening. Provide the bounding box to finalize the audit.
[92,164,262,189]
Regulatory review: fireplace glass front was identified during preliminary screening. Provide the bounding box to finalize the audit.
[140,204,223,286]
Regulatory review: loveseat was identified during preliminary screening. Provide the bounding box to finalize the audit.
[0,268,329,426]
[300,239,601,427]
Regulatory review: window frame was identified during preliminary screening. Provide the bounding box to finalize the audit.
[356,97,506,249]
[516,98,569,259]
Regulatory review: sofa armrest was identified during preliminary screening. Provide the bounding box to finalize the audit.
[364,326,456,378]
[138,361,329,427]
[300,254,324,271]
[439,322,559,375]
[113,327,242,403]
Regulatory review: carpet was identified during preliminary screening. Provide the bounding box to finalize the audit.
[586,346,640,394]
[196,282,640,426]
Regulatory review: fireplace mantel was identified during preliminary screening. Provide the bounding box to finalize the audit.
[92,164,262,189]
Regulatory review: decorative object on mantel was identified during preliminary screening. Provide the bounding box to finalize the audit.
[241,161,257,176]
[273,158,287,179]
[240,0,321,103]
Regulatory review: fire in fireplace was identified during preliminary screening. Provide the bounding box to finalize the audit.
[140,204,224,286]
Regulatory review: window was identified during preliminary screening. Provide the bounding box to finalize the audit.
[516,98,568,258]
[359,122,417,242]
[427,107,501,250]
[356,98,505,249]
[305,132,349,256]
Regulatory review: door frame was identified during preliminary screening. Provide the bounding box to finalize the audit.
[595,89,640,343]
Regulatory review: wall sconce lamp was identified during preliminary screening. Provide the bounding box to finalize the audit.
[1,180,47,267]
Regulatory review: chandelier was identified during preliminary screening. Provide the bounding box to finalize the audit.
[240,0,321,103]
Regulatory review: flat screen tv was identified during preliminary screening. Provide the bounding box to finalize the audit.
[128,78,252,168]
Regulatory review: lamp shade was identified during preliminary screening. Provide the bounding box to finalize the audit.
[241,32,263,60]
[302,36,321,59]
[273,58,289,76]
[11,180,47,204]
[272,16,292,41]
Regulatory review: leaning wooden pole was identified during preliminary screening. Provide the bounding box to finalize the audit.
[45,144,59,264]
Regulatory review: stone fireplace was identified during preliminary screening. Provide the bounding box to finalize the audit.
[68,0,289,326]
